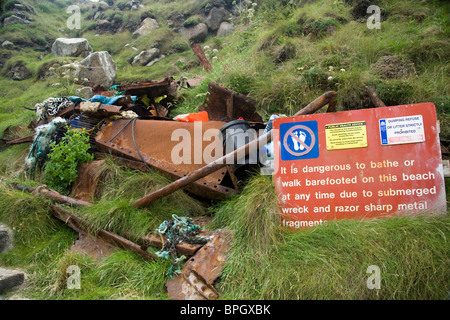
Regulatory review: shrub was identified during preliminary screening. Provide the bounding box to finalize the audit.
[44,128,94,192]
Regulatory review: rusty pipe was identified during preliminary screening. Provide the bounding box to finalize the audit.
[132,91,338,208]
[294,91,337,116]
[12,183,92,207]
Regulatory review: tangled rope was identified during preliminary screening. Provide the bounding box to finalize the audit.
[155,215,208,277]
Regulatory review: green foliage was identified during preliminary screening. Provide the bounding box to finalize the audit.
[183,15,203,27]
[44,128,94,192]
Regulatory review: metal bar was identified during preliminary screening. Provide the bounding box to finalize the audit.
[366,86,387,108]
[133,91,337,208]
[191,42,213,72]
[51,205,156,261]
[136,233,204,256]
[5,135,34,146]
[12,183,92,207]
[293,91,338,117]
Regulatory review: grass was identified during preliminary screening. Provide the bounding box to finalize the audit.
[211,175,450,300]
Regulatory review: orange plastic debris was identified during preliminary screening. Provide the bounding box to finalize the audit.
[174,111,209,122]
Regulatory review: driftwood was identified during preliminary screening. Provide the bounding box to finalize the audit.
[51,205,156,261]
[133,91,338,208]
[12,183,92,207]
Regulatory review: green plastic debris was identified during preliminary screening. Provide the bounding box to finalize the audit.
[155,214,208,278]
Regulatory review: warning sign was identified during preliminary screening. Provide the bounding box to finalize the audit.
[273,103,446,229]
[280,121,319,161]
[379,115,425,145]
[325,121,368,150]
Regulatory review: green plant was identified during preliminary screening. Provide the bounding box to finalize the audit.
[44,128,94,192]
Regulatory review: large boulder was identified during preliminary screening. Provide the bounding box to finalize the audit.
[205,7,230,32]
[179,23,208,43]
[217,22,235,37]
[131,48,160,66]
[78,51,117,90]
[51,38,93,58]
[132,18,159,38]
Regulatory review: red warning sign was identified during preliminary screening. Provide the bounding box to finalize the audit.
[273,103,447,229]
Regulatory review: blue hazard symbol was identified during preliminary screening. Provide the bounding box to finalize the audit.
[280,121,319,161]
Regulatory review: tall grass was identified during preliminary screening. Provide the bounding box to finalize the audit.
[212,176,450,300]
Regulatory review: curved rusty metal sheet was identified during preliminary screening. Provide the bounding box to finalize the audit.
[95,119,239,200]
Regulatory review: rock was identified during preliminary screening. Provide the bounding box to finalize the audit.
[146,54,166,67]
[0,225,12,253]
[1,41,14,49]
[217,22,235,37]
[205,7,230,32]
[51,38,93,58]
[132,18,159,38]
[371,55,417,79]
[97,1,110,11]
[0,269,25,295]
[132,48,160,66]
[78,51,117,89]
[3,15,31,27]
[96,19,112,33]
[75,87,94,99]
[4,61,32,81]
[179,23,208,42]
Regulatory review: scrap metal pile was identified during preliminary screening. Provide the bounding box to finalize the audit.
[6,73,338,300]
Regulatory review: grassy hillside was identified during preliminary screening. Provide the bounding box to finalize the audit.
[0,0,449,300]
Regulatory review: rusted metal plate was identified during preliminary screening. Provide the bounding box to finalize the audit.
[95,119,239,200]
[117,77,176,98]
[199,82,263,123]
[166,228,232,300]
[70,160,106,202]
[70,233,117,261]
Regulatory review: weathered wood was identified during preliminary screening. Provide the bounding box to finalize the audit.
[51,205,156,260]
[12,183,92,207]
[133,91,338,208]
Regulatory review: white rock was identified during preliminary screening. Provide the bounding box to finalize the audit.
[132,18,159,38]
[51,38,93,58]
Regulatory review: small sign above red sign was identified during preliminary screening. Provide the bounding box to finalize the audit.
[273,103,446,229]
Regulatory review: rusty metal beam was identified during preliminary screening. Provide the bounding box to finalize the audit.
[294,91,338,116]
[133,91,338,208]
[366,86,387,108]
[191,42,213,72]
[5,135,34,146]
[12,183,92,207]
[136,233,204,256]
[51,205,156,261]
